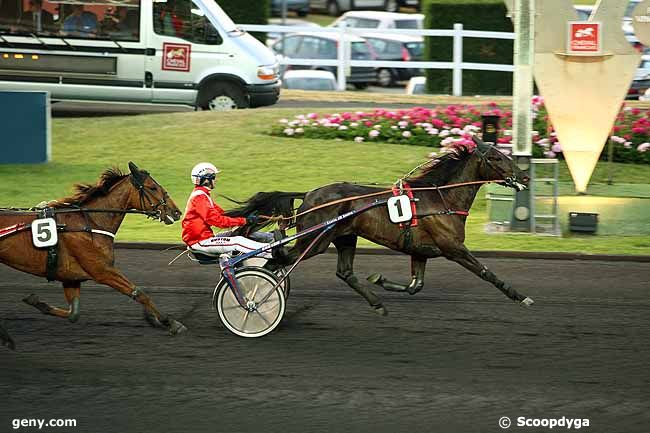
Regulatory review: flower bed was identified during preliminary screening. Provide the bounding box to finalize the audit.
[270,97,650,165]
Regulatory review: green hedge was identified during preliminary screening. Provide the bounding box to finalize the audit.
[216,0,269,42]
[423,0,513,95]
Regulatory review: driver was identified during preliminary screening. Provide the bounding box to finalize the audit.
[182,162,274,259]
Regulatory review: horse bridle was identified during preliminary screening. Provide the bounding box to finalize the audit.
[129,171,172,221]
[475,143,521,190]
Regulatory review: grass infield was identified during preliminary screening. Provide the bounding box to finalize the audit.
[0,102,648,255]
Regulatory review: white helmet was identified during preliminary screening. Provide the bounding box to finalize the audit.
[190,162,220,186]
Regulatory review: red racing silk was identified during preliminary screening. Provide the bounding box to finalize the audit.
[181,186,246,245]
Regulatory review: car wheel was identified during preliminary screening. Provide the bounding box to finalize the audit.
[327,0,340,16]
[377,68,395,87]
[199,82,249,111]
[385,0,399,12]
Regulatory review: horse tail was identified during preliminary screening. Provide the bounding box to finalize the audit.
[225,191,305,231]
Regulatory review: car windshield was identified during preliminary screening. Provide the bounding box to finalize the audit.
[343,17,380,28]
[413,83,425,94]
[405,42,424,58]
[285,77,335,90]
[394,20,419,29]
[351,41,372,59]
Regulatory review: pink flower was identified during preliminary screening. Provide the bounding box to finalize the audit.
[402,131,412,138]
[369,130,380,138]
[551,143,562,153]
[307,113,318,119]
[632,127,646,134]
[544,151,556,158]
[354,136,364,143]
[637,142,650,152]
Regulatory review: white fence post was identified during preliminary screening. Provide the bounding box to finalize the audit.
[452,23,463,97]
[337,21,348,91]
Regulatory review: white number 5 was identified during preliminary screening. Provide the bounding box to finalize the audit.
[31,218,58,248]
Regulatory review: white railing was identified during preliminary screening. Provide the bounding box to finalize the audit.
[240,23,515,95]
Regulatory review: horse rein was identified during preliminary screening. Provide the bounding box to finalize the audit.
[259,178,507,226]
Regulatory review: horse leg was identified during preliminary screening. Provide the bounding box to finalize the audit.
[0,321,15,350]
[367,256,426,295]
[22,282,82,323]
[442,243,534,306]
[333,235,388,316]
[89,266,187,335]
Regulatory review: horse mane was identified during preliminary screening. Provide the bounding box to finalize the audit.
[50,168,129,208]
[405,144,475,187]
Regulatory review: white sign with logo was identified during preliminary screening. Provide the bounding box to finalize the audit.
[387,195,413,224]
[31,218,58,248]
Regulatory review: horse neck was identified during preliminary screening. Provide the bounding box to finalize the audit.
[82,178,135,233]
[440,156,484,211]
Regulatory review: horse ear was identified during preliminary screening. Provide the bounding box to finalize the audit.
[472,135,490,152]
[128,161,140,174]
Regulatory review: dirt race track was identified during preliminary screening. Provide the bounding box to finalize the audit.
[1,248,649,433]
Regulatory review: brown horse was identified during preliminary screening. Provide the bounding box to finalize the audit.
[0,162,183,350]
[227,138,533,316]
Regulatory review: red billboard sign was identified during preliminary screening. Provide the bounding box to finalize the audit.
[162,43,192,72]
[567,21,601,54]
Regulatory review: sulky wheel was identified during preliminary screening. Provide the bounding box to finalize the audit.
[239,259,290,299]
[215,268,286,338]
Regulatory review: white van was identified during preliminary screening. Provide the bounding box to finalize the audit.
[0,0,280,110]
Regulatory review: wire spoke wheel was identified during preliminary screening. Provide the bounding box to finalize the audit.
[216,268,285,338]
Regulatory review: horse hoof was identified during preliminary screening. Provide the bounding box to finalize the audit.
[367,273,384,285]
[372,304,388,317]
[143,308,165,329]
[1,331,15,351]
[520,297,534,307]
[168,319,188,336]
[22,294,40,306]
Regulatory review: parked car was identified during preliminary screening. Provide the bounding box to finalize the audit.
[271,0,310,17]
[270,32,377,89]
[640,88,650,102]
[405,76,425,95]
[363,34,423,86]
[0,0,280,110]
[282,69,337,90]
[628,55,650,99]
[331,10,424,29]
[266,18,321,46]
[310,0,420,16]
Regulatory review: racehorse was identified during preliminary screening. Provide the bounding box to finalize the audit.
[227,137,533,315]
[0,162,183,350]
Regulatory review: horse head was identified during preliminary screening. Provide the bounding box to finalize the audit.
[473,137,529,191]
[128,162,182,225]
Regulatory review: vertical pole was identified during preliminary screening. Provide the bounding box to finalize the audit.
[337,21,347,91]
[510,0,535,232]
[452,23,463,97]
[280,0,287,57]
[607,137,614,185]
[553,160,559,234]
[529,161,536,233]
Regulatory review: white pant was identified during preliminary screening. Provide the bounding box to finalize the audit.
[190,234,273,259]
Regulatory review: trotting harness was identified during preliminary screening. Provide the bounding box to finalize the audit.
[0,173,170,281]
